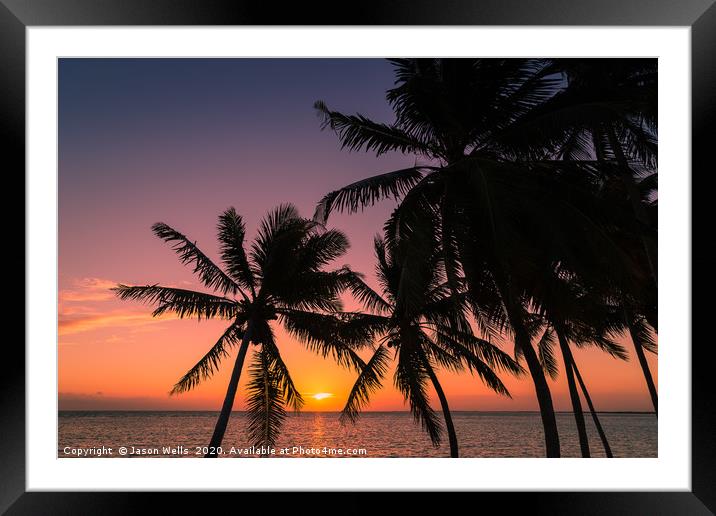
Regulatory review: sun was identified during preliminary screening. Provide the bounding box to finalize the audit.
[312,393,333,401]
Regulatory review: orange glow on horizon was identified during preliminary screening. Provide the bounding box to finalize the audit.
[57,276,658,413]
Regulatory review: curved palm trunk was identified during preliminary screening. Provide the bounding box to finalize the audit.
[517,328,561,457]
[424,364,458,458]
[556,329,590,457]
[571,356,613,457]
[206,321,254,457]
[504,298,560,457]
[625,310,658,415]
[631,338,658,415]
[493,278,560,457]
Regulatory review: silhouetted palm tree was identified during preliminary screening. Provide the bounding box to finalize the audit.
[114,204,364,455]
[313,59,644,457]
[566,163,658,415]
[506,59,659,413]
[530,271,629,458]
[339,230,521,457]
[584,170,658,416]
[519,156,653,457]
[531,320,591,457]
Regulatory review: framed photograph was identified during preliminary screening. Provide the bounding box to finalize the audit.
[3,0,711,513]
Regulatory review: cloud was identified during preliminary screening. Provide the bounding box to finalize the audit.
[59,277,118,303]
[58,276,216,338]
[58,276,177,337]
[58,310,171,336]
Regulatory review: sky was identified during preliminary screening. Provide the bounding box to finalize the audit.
[58,58,657,412]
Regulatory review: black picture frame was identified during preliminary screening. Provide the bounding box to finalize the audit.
[2,0,711,513]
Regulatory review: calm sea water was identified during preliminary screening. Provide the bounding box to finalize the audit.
[58,411,656,458]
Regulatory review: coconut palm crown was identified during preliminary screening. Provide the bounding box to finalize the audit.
[114,204,367,455]
[339,224,522,457]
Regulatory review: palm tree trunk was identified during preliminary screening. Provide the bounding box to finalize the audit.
[206,321,254,457]
[517,326,561,457]
[624,309,658,415]
[493,276,560,457]
[571,356,613,457]
[424,363,458,458]
[501,293,560,457]
[556,329,590,457]
[606,127,658,285]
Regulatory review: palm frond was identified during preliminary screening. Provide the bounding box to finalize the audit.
[273,268,352,312]
[170,320,246,395]
[537,326,559,380]
[433,331,513,397]
[278,309,370,372]
[217,208,256,295]
[591,333,630,360]
[628,313,658,354]
[295,229,349,271]
[382,173,440,258]
[434,325,523,376]
[421,292,474,336]
[249,203,308,279]
[152,222,241,296]
[336,311,392,348]
[315,100,436,157]
[246,348,286,448]
[384,199,442,318]
[395,345,443,446]
[620,117,658,169]
[314,167,426,224]
[344,272,392,315]
[112,284,238,320]
[439,195,464,297]
[340,344,390,425]
[262,336,305,412]
[373,235,400,304]
[421,332,464,373]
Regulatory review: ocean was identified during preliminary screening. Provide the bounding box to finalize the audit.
[58,411,657,458]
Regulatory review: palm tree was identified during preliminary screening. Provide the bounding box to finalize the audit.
[593,171,659,415]
[530,273,629,458]
[532,321,591,457]
[313,59,637,457]
[546,324,623,458]
[570,354,613,456]
[553,162,658,416]
[114,204,365,456]
[504,59,659,412]
[339,230,521,457]
[519,166,640,458]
